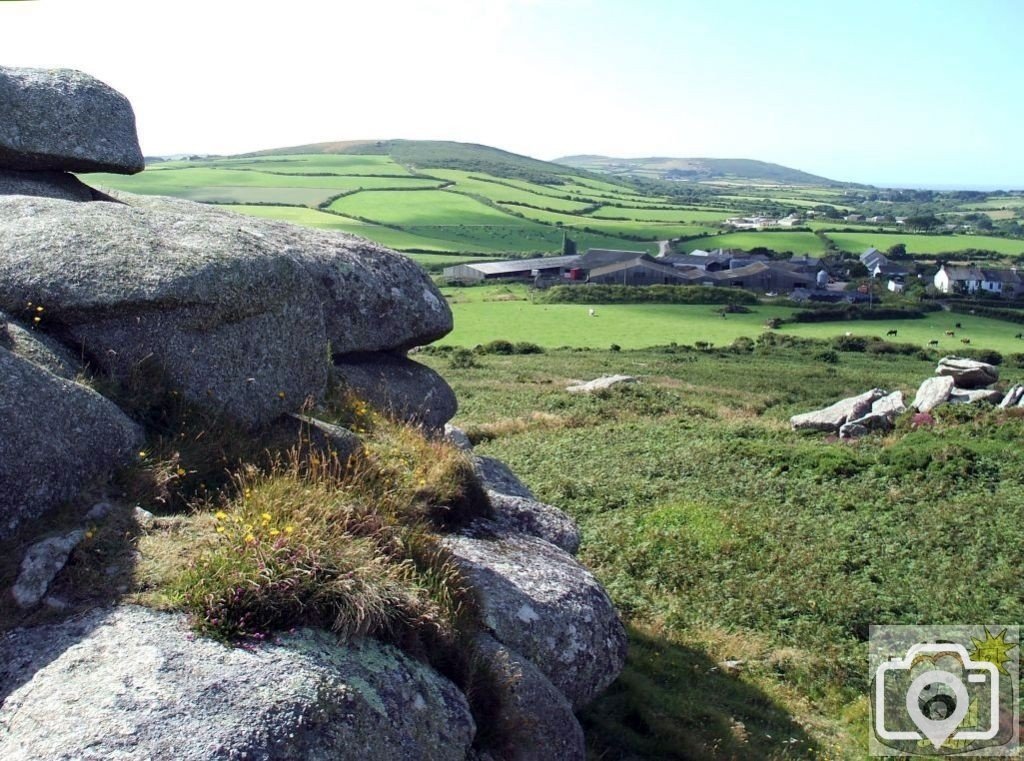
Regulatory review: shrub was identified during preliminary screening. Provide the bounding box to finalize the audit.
[833,335,868,352]
[815,349,839,364]
[610,343,622,352]
[955,347,1003,365]
[479,339,515,355]
[512,341,545,355]
[537,284,758,306]
[450,348,480,369]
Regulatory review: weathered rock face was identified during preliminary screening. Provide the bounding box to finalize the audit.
[839,411,894,439]
[0,66,144,174]
[0,606,476,761]
[936,356,999,389]
[473,634,585,761]
[486,491,581,555]
[11,530,85,608]
[473,455,535,499]
[790,388,886,432]
[0,346,142,540]
[0,312,80,379]
[912,375,956,413]
[334,353,457,432]
[0,194,452,426]
[442,526,627,709]
[871,390,906,417]
[999,384,1024,408]
[0,169,103,201]
[950,388,1003,405]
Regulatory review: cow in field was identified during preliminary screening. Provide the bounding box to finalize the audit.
[1016,333,1023,339]
[886,329,897,337]
[928,339,939,346]
[945,330,955,337]
[955,322,962,329]
[961,338,971,344]
[588,308,596,317]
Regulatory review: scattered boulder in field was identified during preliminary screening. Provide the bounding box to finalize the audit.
[441,526,627,709]
[950,388,1003,405]
[0,194,451,427]
[936,356,999,389]
[333,353,457,432]
[473,633,585,761]
[0,346,141,540]
[473,455,535,499]
[912,375,956,413]
[486,491,581,555]
[443,423,473,451]
[790,388,887,432]
[839,411,894,439]
[0,606,476,761]
[871,390,906,417]
[566,374,637,394]
[0,66,144,174]
[11,530,86,608]
[0,169,105,201]
[999,384,1024,409]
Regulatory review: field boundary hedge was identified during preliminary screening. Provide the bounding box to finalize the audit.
[536,284,758,305]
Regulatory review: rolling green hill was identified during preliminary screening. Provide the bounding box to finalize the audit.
[556,154,842,186]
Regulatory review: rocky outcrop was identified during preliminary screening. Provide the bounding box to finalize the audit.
[0,169,105,201]
[566,375,637,394]
[0,66,144,173]
[473,634,585,761]
[0,606,476,761]
[0,345,142,540]
[442,526,627,710]
[0,312,80,379]
[486,491,581,555]
[473,455,535,499]
[790,388,886,432]
[334,353,457,432]
[871,390,906,417]
[10,530,85,608]
[0,194,452,427]
[950,388,1003,405]
[935,356,999,389]
[999,384,1024,408]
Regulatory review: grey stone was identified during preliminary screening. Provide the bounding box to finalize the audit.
[0,347,142,540]
[912,375,956,413]
[871,390,906,417]
[0,606,476,761]
[487,490,581,555]
[0,194,451,427]
[334,353,457,432]
[85,501,113,521]
[936,356,999,389]
[473,456,534,499]
[473,633,585,761]
[0,66,144,174]
[950,388,1004,405]
[0,312,80,379]
[443,423,473,451]
[566,374,637,394]
[442,526,627,709]
[838,422,868,439]
[0,169,107,201]
[133,506,155,528]
[998,384,1024,409]
[790,388,887,432]
[270,414,363,461]
[11,530,85,608]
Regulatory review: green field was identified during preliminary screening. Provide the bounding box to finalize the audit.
[587,206,737,223]
[198,154,415,175]
[678,231,829,254]
[824,231,1024,256]
[438,285,1024,354]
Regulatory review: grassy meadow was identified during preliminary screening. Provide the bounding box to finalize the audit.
[419,343,1024,760]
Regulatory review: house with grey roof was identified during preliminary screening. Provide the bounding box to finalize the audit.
[934,264,1023,297]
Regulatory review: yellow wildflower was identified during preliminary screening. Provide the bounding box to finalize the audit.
[214,511,227,521]
[261,512,272,522]
[269,529,280,537]
[244,533,255,542]
[284,525,295,535]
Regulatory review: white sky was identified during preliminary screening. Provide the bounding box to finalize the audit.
[4,0,1023,187]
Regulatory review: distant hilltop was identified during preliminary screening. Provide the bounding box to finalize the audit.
[554,155,846,186]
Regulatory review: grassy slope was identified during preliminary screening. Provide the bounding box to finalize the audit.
[677,231,829,255]
[824,231,1024,256]
[422,345,1024,759]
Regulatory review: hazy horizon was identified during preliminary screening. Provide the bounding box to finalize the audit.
[5,0,1022,189]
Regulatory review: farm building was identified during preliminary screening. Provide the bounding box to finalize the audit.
[442,255,582,285]
[933,264,1023,297]
[711,262,819,292]
[588,255,691,285]
[579,248,648,269]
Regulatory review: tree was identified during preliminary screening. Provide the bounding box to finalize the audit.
[905,214,942,231]
[887,243,908,259]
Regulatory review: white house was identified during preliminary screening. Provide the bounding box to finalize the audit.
[934,264,1023,297]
